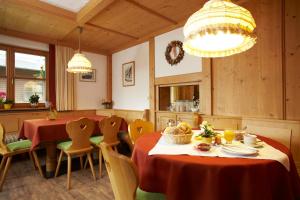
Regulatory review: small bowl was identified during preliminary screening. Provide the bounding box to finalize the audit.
[195,143,211,151]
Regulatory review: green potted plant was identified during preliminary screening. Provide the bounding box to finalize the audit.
[3,99,14,110]
[199,121,216,144]
[29,93,40,108]
[101,99,112,109]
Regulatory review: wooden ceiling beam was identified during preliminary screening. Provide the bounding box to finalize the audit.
[85,23,139,39]
[124,0,178,25]
[0,27,108,55]
[109,20,186,53]
[5,0,76,21]
[76,0,116,26]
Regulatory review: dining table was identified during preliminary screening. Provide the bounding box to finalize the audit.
[19,115,128,177]
[132,132,300,200]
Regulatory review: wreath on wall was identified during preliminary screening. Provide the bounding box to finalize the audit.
[165,40,185,66]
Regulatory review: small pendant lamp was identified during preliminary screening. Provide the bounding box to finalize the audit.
[183,0,257,58]
[67,27,92,73]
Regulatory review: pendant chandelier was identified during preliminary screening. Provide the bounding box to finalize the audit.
[183,0,257,58]
[67,27,92,73]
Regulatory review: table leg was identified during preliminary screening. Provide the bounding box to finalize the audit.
[45,142,57,178]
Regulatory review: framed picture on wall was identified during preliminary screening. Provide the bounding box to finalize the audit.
[79,69,96,82]
[122,61,135,87]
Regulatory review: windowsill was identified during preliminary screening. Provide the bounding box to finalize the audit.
[0,107,49,113]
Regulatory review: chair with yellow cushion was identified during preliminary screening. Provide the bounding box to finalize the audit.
[100,142,166,200]
[0,123,43,192]
[128,119,154,145]
[55,118,96,190]
[88,116,123,178]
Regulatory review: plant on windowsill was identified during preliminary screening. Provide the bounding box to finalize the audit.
[0,91,6,109]
[3,99,14,110]
[29,93,40,108]
[101,99,113,109]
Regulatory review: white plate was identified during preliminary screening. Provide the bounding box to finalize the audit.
[221,145,258,156]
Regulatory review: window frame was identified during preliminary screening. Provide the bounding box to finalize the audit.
[0,43,49,108]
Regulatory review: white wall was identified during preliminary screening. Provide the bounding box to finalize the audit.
[76,52,107,110]
[155,27,202,77]
[0,34,49,51]
[112,42,149,110]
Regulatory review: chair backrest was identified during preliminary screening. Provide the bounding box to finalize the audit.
[100,142,138,200]
[0,123,8,153]
[66,118,95,151]
[99,116,122,144]
[128,119,154,144]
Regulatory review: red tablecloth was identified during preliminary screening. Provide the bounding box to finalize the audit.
[132,133,300,200]
[19,115,128,150]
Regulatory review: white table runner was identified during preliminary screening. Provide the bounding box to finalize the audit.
[149,131,290,171]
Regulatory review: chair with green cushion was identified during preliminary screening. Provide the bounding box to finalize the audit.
[0,123,43,192]
[55,118,96,190]
[100,142,166,200]
[86,116,122,178]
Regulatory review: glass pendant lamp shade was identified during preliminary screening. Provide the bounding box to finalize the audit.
[67,27,92,73]
[67,53,92,73]
[183,0,257,58]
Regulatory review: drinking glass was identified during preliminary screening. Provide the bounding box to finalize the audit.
[224,130,235,144]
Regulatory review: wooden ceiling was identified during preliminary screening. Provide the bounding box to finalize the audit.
[0,0,246,55]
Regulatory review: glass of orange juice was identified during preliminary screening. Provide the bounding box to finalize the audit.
[224,130,235,144]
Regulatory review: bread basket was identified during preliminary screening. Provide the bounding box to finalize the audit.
[162,133,193,144]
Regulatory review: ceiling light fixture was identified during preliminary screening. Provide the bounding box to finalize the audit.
[183,0,257,58]
[67,27,92,73]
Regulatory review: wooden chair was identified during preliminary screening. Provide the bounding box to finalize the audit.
[100,142,166,200]
[0,123,43,192]
[55,118,96,190]
[88,116,123,178]
[128,119,154,145]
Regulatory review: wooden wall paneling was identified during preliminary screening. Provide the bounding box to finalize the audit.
[212,0,283,119]
[176,113,201,128]
[200,58,212,115]
[96,109,114,117]
[201,115,242,130]
[285,0,300,121]
[242,118,300,174]
[156,112,176,131]
[149,38,156,125]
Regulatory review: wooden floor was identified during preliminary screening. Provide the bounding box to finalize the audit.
[0,158,114,200]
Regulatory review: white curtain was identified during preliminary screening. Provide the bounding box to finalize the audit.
[55,46,77,111]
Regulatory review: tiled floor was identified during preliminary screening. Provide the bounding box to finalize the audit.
[0,158,114,200]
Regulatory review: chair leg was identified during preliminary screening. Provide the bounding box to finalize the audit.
[84,157,88,169]
[67,155,72,190]
[0,157,7,173]
[28,152,37,170]
[79,156,83,169]
[99,149,102,178]
[55,150,63,178]
[0,157,12,192]
[32,151,44,178]
[87,153,96,181]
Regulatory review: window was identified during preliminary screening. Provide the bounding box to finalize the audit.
[0,50,7,94]
[0,44,49,107]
